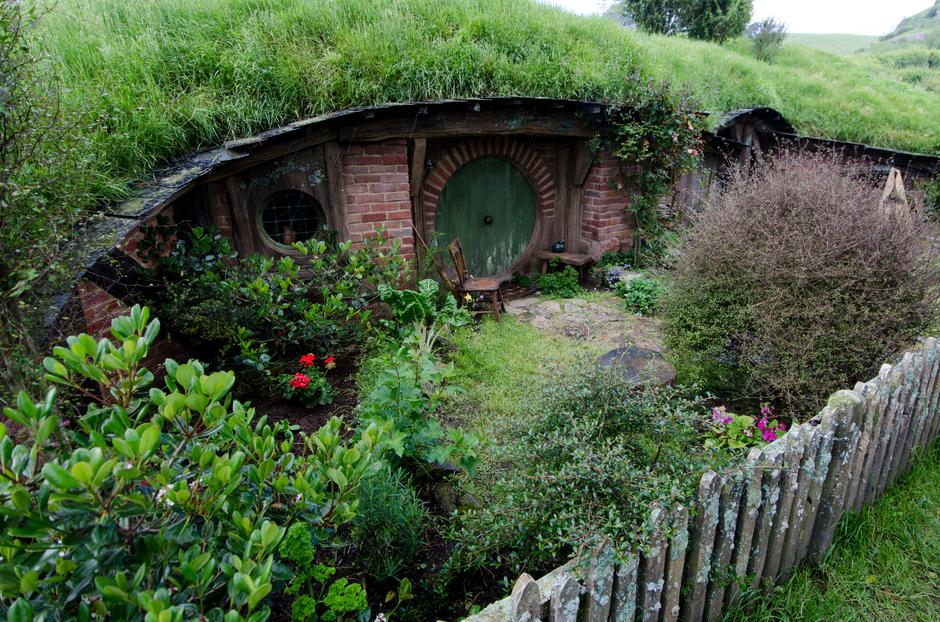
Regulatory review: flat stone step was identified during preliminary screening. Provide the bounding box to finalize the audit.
[597,345,676,388]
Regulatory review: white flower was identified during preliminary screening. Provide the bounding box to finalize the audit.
[124,461,134,470]
[374,614,387,622]
[295,494,303,503]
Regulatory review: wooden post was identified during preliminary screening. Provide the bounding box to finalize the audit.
[548,574,581,622]
[510,573,542,622]
[807,390,864,563]
[874,363,908,499]
[637,506,668,621]
[894,352,925,479]
[762,427,805,582]
[910,340,938,457]
[704,472,744,621]
[680,471,721,622]
[583,540,616,622]
[779,424,822,579]
[795,412,837,566]
[662,506,690,622]
[609,554,639,622]
[746,446,785,599]
[845,380,878,513]
[725,449,763,610]
[861,365,895,507]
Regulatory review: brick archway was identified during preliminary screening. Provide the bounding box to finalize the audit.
[421,137,555,278]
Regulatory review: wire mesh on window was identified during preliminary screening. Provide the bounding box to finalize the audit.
[260,190,326,246]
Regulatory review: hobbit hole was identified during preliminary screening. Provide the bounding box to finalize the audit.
[71,100,940,339]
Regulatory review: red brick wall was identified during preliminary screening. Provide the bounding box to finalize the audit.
[342,140,415,257]
[581,151,635,257]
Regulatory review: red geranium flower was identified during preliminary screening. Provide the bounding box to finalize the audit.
[299,353,316,367]
[290,373,311,389]
[324,356,336,370]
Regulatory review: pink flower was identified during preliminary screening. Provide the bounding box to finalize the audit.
[299,353,316,367]
[762,430,778,442]
[711,406,733,425]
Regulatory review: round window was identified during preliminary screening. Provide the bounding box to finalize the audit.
[259,190,327,248]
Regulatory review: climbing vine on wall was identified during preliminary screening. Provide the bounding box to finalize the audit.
[591,76,703,265]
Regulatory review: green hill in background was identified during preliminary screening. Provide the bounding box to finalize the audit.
[36,0,940,205]
[785,33,879,56]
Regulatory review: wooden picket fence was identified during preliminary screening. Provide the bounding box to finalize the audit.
[467,337,940,622]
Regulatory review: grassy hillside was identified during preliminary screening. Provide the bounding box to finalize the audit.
[878,0,940,46]
[849,2,940,94]
[36,0,940,204]
[786,33,878,56]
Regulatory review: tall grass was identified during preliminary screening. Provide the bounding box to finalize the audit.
[34,0,940,206]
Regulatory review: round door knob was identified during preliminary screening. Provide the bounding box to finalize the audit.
[483,215,494,225]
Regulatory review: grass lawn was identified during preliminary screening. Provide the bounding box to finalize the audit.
[723,441,940,622]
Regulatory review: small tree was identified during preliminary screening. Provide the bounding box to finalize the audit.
[618,0,753,42]
[747,17,787,62]
[684,0,753,43]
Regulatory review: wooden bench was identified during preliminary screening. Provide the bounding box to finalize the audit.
[535,250,593,279]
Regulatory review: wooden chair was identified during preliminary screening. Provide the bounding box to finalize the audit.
[448,237,505,321]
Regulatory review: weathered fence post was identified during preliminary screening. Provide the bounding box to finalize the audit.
[745,445,784,599]
[763,426,805,582]
[704,472,744,621]
[637,505,668,621]
[662,506,690,622]
[807,389,864,563]
[609,553,639,622]
[680,471,720,622]
[724,449,763,610]
[582,540,615,622]
[548,574,580,622]
[510,574,542,622]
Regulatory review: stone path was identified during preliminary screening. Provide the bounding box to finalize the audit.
[503,293,665,353]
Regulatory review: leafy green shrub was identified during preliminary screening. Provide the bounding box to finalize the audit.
[615,275,663,314]
[358,334,480,476]
[537,264,581,298]
[448,364,724,574]
[379,278,471,334]
[0,306,387,621]
[143,226,409,395]
[278,524,369,622]
[746,17,786,62]
[664,150,938,412]
[351,467,426,580]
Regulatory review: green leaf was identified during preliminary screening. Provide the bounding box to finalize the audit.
[7,598,34,622]
[248,583,272,610]
[10,487,30,512]
[70,461,94,484]
[19,570,38,595]
[42,463,79,489]
[35,416,57,447]
[326,468,347,489]
[138,423,161,458]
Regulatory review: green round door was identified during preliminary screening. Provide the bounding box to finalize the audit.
[435,157,537,276]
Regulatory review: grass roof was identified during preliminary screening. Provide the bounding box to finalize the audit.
[39,0,940,202]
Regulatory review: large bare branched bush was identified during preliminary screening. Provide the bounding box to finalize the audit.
[665,149,939,413]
